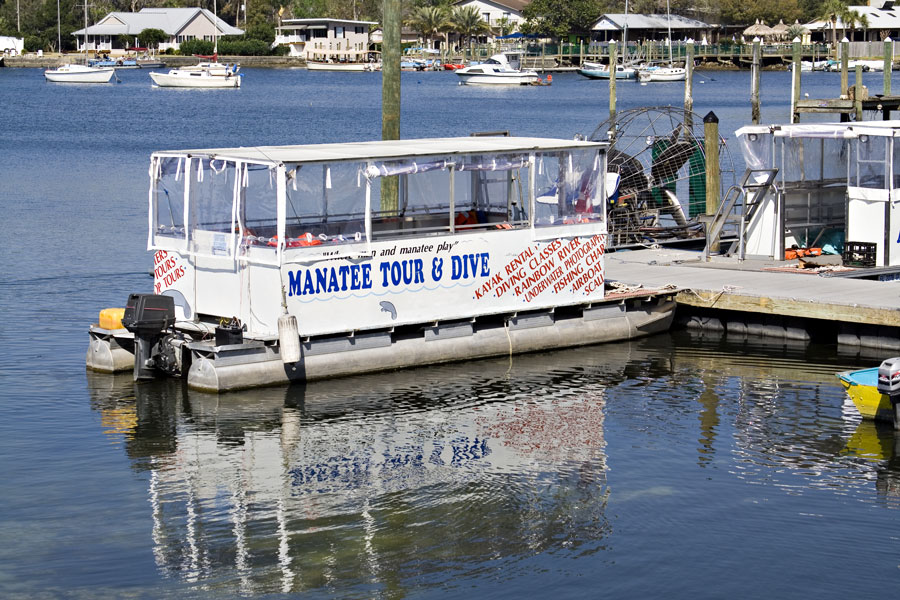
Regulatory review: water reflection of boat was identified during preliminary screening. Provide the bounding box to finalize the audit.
[87,346,618,593]
[838,367,895,423]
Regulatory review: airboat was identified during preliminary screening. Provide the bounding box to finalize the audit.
[87,135,677,392]
[589,107,735,249]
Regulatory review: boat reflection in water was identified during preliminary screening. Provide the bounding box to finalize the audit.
[87,331,900,594]
[87,345,620,594]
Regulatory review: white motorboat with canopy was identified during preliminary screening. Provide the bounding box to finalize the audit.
[87,136,676,391]
[455,54,539,85]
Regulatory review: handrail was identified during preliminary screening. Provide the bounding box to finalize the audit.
[704,168,778,260]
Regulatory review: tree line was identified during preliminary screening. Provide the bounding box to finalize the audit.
[0,0,866,53]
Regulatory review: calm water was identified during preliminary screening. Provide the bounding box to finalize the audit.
[2,66,900,598]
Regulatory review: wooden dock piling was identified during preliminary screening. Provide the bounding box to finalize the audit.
[885,38,893,96]
[381,0,401,213]
[791,38,801,124]
[704,112,721,253]
[841,38,849,98]
[751,39,761,124]
[685,40,694,131]
[609,41,617,121]
[855,65,864,121]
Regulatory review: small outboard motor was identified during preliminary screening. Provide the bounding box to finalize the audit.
[876,357,900,430]
[122,293,176,381]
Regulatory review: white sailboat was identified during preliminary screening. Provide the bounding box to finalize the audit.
[638,1,686,82]
[579,0,637,80]
[149,1,241,88]
[44,2,114,83]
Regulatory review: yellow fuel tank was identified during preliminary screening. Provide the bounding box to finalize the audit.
[99,308,126,330]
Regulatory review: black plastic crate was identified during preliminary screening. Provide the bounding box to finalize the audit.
[843,241,877,267]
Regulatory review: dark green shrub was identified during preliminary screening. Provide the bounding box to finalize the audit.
[178,39,215,56]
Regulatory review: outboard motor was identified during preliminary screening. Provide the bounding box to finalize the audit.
[122,293,176,381]
[876,357,900,430]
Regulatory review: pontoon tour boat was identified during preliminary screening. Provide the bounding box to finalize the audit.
[86,136,676,391]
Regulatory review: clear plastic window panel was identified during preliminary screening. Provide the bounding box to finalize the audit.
[533,149,604,227]
[780,137,850,188]
[240,163,279,243]
[152,156,187,247]
[188,158,238,257]
[284,161,370,245]
[854,135,889,189]
[453,153,531,231]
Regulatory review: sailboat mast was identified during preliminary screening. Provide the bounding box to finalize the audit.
[623,0,628,65]
[213,0,219,56]
[667,0,673,65]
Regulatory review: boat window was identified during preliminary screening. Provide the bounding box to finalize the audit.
[151,156,187,250]
[854,135,889,190]
[187,158,241,257]
[282,161,369,244]
[240,162,279,239]
[533,149,605,227]
[365,153,533,239]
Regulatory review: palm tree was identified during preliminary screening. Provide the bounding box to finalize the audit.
[843,10,870,42]
[405,5,452,51]
[451,6,490,50]
[818,0,848,54]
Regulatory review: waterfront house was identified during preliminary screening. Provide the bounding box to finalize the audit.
[452,0,529,35]
[73,8,242,54]
[805,1,900,43]
[274,18,378,61]
[590,13,712,43]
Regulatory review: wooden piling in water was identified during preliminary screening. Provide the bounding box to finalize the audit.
[609,41,617,121]
[704,112,721,253]
[684,40,694,131]
[855,65,863,121]
[885,37,893,96]
[381,0,401,213]
[791,38,801,123]
[751,39,760,124]
[841,38,849,98]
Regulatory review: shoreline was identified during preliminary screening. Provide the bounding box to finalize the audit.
[2,54,806,71]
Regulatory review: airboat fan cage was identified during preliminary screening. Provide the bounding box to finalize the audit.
[589,107,736,248]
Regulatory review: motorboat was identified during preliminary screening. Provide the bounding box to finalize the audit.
[44,63,115,83]
[637,66,686,82]
[86,136,676,391]
[149,62,241,88]
[88,57,138,69]
[136,58,166,69]
[825,59,884,72]
[455,54,539,85]
[838,357,900,428]
[307,60,380,72]
[578,61,637,80]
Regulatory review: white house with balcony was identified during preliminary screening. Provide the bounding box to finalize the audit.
[274,18,378,60]
[452,0,528,34]
[73,8,242,54]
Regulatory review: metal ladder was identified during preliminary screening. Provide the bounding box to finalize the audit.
[703,168,778,260]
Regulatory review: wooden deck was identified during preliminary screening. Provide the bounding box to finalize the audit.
[606,248,900,327]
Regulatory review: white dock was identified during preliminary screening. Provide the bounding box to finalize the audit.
[605,248,900,348]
